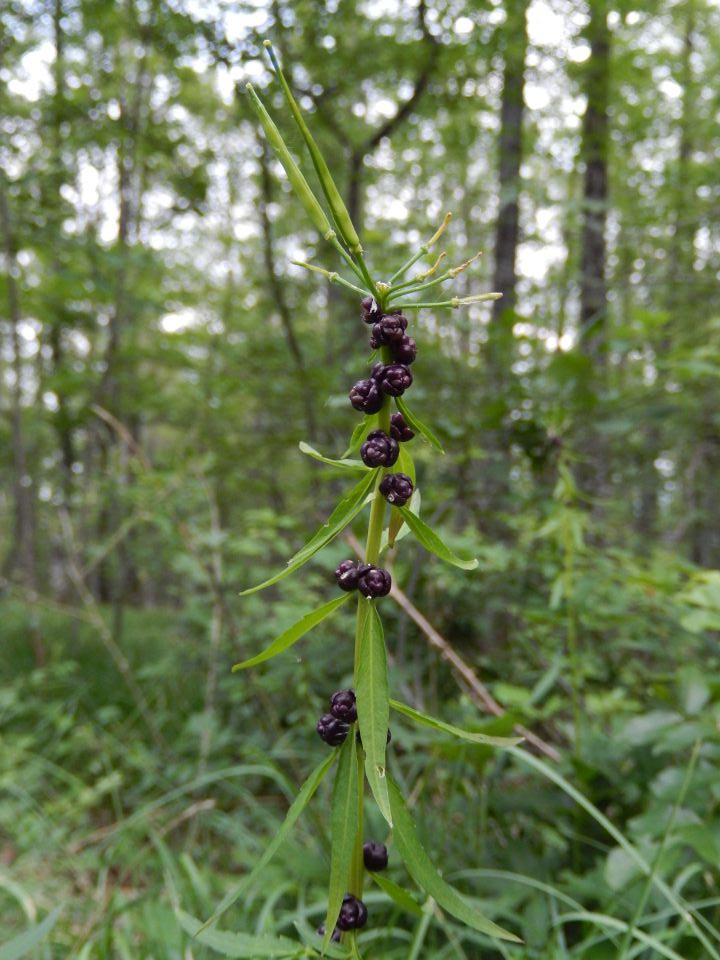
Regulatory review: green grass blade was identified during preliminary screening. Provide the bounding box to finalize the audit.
[239,470,376,595]
[232,593,351,671]
[387,777,521,943]
[397,508,478,570]
[199,752,337,930]
[554,911,687,960]
[356,602,392,826]
[389,700,521,747]
[0,906,62,960]
[323,734,360,950]
[508,746,720,960]
[395,397,445,453]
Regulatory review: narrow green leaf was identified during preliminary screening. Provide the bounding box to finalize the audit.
[397,508,478,570]
[200,752,337,929]
[264,41,362,253]
[177,910,297,957]
[387,777,521,943]
[356,602,392,826]
[0,907,62,960]
[246,84,335,242]
[369,872,424,916]
[389,700,522,747]
[299,441,369,472]
[239,470,376,595]
[232,594,352,671]
[343,413,378,459]
[323,734,360,950]
[395,396,445,453]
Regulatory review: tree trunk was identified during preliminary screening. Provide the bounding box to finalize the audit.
[0,179,39,593]
[482,0,529,519]
[577,0,611,498]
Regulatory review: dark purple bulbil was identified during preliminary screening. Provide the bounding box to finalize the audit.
[390,335,417,365]
[379,472,414,507]
[357,565,392,598]
[337,895,368,931]
[363,841,389,872]
[316,923,342,942]
[349,378,384,414]
[361,296,382,325]
[371,362,413,397]
[330,689,357,723]
[316,713,350,746]
[335,559,359,591]
[390,412,415,443]
[369,313,408,348]
[360,430,399,468]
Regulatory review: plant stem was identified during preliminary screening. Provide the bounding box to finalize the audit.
[349,347,392,917]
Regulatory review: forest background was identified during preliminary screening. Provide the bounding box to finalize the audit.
[2,0,720,957]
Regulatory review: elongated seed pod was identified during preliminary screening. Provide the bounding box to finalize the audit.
[246,83,336,242]
[263,41,363,254]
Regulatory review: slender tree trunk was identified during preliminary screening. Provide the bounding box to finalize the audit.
[48,0,76,497]
[577,0,611,498]
[0,179,39,592]
[482,0,529,517]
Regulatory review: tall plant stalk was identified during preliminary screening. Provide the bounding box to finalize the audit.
[198,41,524,956]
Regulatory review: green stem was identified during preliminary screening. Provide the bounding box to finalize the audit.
[388,268,455,300]
[331,238,366,283]
[389,246,429,284]
[354,249,379,300]
[349,352,391,929]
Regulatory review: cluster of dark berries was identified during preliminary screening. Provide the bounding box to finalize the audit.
[349,363,413,413]
[349,298,417,414]
[316,689,356,746]
[317,894,368,941]
[379,472,413,506]
[335,560,391,598]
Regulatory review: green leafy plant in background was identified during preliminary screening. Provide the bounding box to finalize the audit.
[192,41,522,957]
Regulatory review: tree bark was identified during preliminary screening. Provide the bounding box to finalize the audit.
[482,0,530,516]
[0,178,39,592]
[577,0,611,499]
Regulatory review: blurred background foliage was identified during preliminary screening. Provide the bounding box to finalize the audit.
[2,0,720,956]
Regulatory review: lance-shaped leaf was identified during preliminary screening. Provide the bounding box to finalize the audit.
[323,734,360,950]
[299,441,369,472]
[387,777,521,943]
[369,872,423,916]
[200,752,337,930]
[246,84,335,243]
[239,470,376,595]
[343,413,379,459]
[177,910,298,958]
[397,507,478,571]
[232,593,352,671]
[395,396,444,453]
[356,602,392,826]
[263,41,362,254]
[389,700,522,747]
